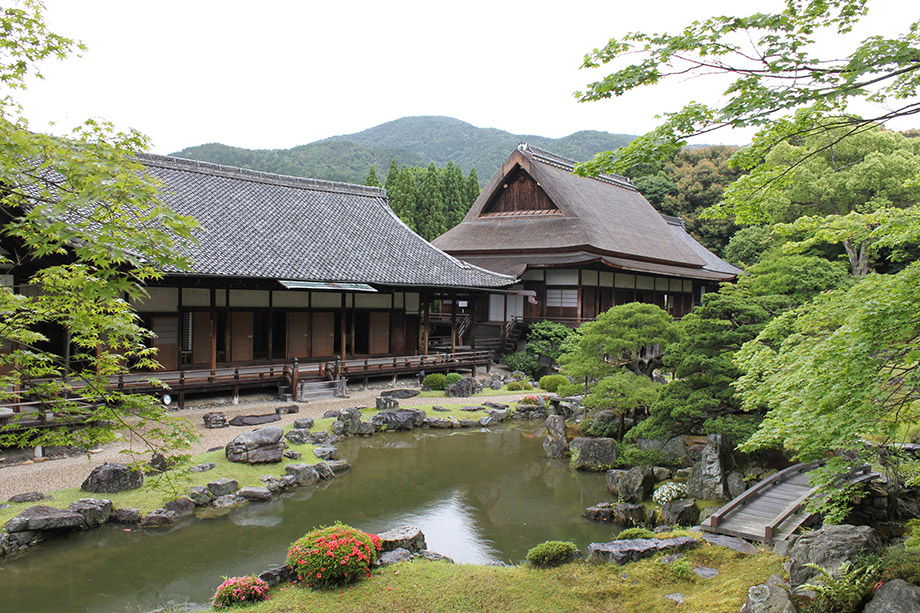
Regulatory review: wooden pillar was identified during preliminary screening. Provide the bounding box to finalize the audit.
[349,293,355,358]
[209,289,217,375]
[450,294,457,354]
[422,293,430,357]
[339,293,347,359]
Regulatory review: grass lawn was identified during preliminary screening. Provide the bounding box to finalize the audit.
[249,541,782,613]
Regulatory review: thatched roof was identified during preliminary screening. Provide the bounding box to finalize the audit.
[433,144,740,281]
[138,154,515,289]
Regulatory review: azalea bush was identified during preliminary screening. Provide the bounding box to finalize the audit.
[286,523,381,589]
[652,481,688,506]
[422,373,447,390]
[539,374,569,393]
[521,395,541,405]
[211,575,269,609]
[445,372,463,386]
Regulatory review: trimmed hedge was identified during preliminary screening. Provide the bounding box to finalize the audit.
[526,540,578,568]
[423,373,447,390]
[539,374,569,393]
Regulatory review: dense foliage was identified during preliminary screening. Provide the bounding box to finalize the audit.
[525,541,578,568]
[211,576,270,609]
[538,374,570,393]
[382,160,479,239]
[583,371,661,441]
[422,373,447,391]
[286,524,381,589]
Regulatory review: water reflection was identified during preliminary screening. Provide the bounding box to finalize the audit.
[0,423,618,612]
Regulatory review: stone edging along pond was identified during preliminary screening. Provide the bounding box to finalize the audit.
[0,394,559,559]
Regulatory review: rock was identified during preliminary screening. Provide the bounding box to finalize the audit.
[280,475,297,488]
[378,526,427,553]
[490,380,502,390]
[694,566,719,579]
[569,438,618,472]
[238,487,273,502]
[207,478,238,497]
[81,462,144,493]
[788,524,883,589]
[285,463,320,485]
[190,462,216,473]
[614,503,646,527]
[323,410,341,419]
[446,377,483,398]
[773,535,798,558]
[701,533,759,555]
[432,405,450,412]
[228,414,280,426]
[325,460,351,474]
[460,405,484,412]
[511,370,526,381]
[211,494,248,509]
[292,417,314,430]
[336,408,364,435]
[67,498,113,528]
[605,466,656,502]
[275,404,299,415]
[864,578,920,613]
[380,389,419,399]
[164,497,196,517]
[588,536,700,565]
[258,565,296,587]
[416,550,455,563]
[424,417,453,429]
[356,421,375,436]
[112,507,141,524]
[377,547,414,566]
[727,471,747,498]
[147,452,172,475]
[225,426,285,464]
[686,434,731,500]
[260,475,284,493]
[486,409,508,422]
[637,437,692,467]
[659,499,698,526]
[674,468,692,480]
[664,593,685,605]
[543,415,569,458]
[478,415,497,427]
[698,505,719,524]
[139,509,176,528]
[548,398,576,419]
[583,502,616,522]
[459,420,478,428]
[369,408,426,431]
[313,462,336,480]
[313,446,337,460]
[284,429,313,445]
[5,505,85,533]
[482,402,508,410]
[653,467,672,481]
[514,404,545,419]
[188,486,214,506]
[8,492,47,503]
[283,450,301,460]
[376,395,399,410]
[741,578,797,613]
[202,411,228,428]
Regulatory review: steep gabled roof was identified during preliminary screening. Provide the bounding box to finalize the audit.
[433,144,740,281]
[138,154,514,289]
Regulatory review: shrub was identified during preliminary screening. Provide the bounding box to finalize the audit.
[520,381,533,391]
[501,351,540,377]
[539,374,569,393]
[286,523,381,589]
[579,416,619,439]
[445,372,463,386]
[652,482,688,506]
[616,527,654,540]
[880,548,920,584]
[796,561,880,613]
[422,373,447,390]
[670,558,694,581]
[615,445,671,468]
[556,383,583,398]
[506,382,522,391]
[525,540,578,568]
[212,576,269,609]
[521,395,540,405]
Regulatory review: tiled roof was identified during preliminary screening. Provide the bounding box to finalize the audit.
[137,154,514,288]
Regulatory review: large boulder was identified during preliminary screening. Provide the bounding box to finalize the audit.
[788,524,883,589]
[686,434,731,500]
[225,426,285,464]
[543,415,569,459]
[606,465,656,503]
[569,438,618,472]
[284,429,312,445]
[376,396,399,411]
[588,536,700,565]
[446,377,483,398]
[81,462,144,493]
[139,509,176,528]
[285,463,320,485]
[377,526,427,553]
[336,408,364,435]
[864,579,920,613]
[4,505,85,533]
[659,498,698,527]
[8,492,47,503]
[202,411,228,428]
[636,437,692,467]
[370,408,426,431]
[207,478,238,497]
[741,575,797,613]
[68,498,113,528]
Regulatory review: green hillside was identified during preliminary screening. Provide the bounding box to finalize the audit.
[170,116,635,187]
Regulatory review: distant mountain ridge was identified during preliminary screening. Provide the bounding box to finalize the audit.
[170,116,636,187]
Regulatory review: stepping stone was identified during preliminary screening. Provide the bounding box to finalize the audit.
[664,593,684,605]
[701,533,758,555]
[694,566,719,579]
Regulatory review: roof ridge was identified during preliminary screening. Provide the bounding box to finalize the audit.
[518,142,636,191]
[660,213,686,229]
[136,152,388,198]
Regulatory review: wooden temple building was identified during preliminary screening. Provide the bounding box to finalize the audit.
[433,144,741,331]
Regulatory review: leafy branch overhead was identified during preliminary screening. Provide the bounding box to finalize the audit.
[574,0,920,174]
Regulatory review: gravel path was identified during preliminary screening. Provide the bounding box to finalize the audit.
[0,389,529,500]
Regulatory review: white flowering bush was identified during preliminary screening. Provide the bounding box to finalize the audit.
[652,481,688,506]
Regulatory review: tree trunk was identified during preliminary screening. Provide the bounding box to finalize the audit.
[843,238,871,276]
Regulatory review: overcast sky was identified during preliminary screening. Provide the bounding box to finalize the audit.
[18,0,916,155]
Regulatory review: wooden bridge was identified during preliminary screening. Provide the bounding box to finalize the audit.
[700,461,879,543]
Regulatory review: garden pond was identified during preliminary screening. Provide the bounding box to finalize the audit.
[0,422,618,612]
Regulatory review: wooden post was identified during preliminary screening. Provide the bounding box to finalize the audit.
[340,293,347,359]
[423,295,430,357]
[450,295,457,354]
[232,368,240,404]
[291,358,299,400]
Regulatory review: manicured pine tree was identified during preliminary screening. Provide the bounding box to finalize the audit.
[365,165,381,187]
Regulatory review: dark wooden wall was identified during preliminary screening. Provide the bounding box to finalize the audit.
[481,167,556,215]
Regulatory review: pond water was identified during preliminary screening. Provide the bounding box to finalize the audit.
[0,423,618,612]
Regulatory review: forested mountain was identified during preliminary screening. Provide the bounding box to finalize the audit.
[170,116,635,187]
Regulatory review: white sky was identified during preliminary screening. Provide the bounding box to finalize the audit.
[17,0,918,155]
